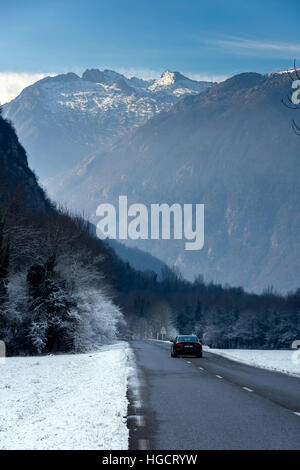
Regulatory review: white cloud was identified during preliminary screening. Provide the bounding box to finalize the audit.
[115,67,228,83]
[0,72,54,104]
[207,36,300,57]
[187,72,228,83]
[114,67,161,80]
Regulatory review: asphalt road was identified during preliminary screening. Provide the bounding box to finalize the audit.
[128,340,300,450]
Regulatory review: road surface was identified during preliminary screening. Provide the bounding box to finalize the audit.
[128,340,300,450]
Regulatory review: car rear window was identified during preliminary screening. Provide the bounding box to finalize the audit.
[177,336,198,342]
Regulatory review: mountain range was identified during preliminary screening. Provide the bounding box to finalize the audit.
[3,68,300,293]
[2,105,298,354]
[3,69,214,179]
[35,71,300,293]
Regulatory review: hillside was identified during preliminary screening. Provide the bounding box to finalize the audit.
[0,109,299,353]
[47,71,300,293]
[0,108,50,211]
[0,110,125,355]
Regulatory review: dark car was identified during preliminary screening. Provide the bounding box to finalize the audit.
[171,335,203,358]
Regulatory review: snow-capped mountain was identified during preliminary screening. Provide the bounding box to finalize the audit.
[3,69,215,179]
[45,71,300,293]
[149,70,208,96]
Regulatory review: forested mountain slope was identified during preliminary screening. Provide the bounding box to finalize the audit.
[50,71,300,293]
[0,107,299,354]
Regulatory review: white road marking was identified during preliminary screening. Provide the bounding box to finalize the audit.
[198,367,204,370]
[294,412,300,417]
[136,415,145,427]
[243,387,254,392]
[187,361,191,364]
[138,439,150,450]
[216,375,223,379]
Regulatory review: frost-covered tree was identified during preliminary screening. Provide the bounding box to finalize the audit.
[71,288,123,351]
[1,272,29,353]
[148,299,177,339]
[26,257,77,353]
[56,250,124,351]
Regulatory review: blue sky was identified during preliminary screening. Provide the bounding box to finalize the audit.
[1,0,300,101]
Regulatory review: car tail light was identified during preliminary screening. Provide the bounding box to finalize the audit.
[176,343,184,347]
[194,343,202,347]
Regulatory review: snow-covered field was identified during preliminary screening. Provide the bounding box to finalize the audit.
[0,342,133,450]
[205,347,300,377]
[153,340,300,377]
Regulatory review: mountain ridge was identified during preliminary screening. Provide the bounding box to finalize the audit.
[45,70,300,293]
[0,108,51,212]
[3,68,215,179]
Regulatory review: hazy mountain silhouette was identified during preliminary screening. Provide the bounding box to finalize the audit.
[47,71,300,292]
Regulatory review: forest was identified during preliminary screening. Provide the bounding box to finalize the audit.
[0,108,299,355]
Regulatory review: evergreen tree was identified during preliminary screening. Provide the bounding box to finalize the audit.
[194,299,204,339]
[177,304,194,334]
[26,257,76,353]
[0,216,9,340]
[0,216,9,300]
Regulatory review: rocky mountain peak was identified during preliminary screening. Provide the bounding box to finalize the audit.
[82,68,106,83]
[82,68,126,84]
[113,78,135,95]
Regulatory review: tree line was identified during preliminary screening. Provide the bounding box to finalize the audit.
[1,189,299,353]
[0,108,299,353]
[114,262,300,349]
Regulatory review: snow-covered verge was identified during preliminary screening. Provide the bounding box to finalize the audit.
[204,347,300,378]
[0,342,133,449]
